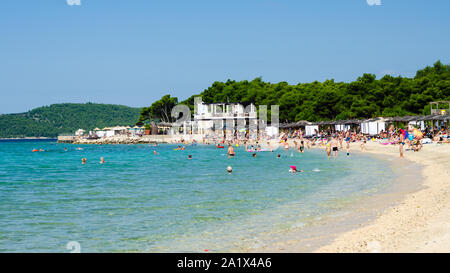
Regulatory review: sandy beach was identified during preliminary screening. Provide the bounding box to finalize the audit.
[311,141,450,253]
[246,140,450,253]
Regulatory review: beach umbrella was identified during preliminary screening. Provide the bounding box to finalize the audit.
[294,120,310,126]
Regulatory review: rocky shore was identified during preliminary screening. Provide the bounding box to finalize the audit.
[71,135,195,145]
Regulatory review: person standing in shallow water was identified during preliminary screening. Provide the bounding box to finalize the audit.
[326,138,331,158]
[330,136,339,157]
[346,140,350,156]
[227,144,235,157]
[360,136,367,152]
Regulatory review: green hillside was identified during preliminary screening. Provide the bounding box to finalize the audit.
[139,61,450,124]
[0,103,141,138]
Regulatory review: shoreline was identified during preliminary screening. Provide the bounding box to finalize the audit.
[314,141,450,252]
[244,143,426,253]
[0,137,56,140]
[285,141,450,253]
[246,140,450,253]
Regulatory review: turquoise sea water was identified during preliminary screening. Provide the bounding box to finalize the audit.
[0,141,395,252]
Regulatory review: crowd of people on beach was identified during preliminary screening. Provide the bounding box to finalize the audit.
[31,122,448,173]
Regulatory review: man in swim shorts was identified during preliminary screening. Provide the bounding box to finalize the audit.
[227,144,235,157]
[330,136,339,157]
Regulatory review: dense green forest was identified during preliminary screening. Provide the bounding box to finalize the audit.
[0,103,141,138]
[139,61,450,124]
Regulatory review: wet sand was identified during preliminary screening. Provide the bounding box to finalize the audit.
[315,141,450,252]
[250,140,450,253]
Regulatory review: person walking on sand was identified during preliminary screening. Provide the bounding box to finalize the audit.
[399,140,405,158]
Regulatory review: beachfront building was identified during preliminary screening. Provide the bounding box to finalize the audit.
[193,100,257,136]
[360,118,386,135]
[75,129,85,136]
[430,101,450,115]
[128,126,144,136]
[305,125,319,136]
[93,126,129,138]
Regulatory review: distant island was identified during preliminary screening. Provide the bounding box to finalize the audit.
[0,103,141,138]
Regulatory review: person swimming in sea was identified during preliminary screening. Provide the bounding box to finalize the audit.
[252,153,257,158]
[188,155,192,160]
[174,145,182,151]
[82,158,87,164]
[289,165,297,173]
[289,165,304,173]
[100,157,106,164]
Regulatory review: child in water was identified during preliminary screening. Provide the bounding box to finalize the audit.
[346,141,350,156]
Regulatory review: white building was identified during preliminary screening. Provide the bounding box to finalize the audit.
[305,125,319,136]
[193,99,258,136]
[75,129,85,136]
[360,118,386,135]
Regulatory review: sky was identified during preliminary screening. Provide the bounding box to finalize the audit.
[0,0,449,114]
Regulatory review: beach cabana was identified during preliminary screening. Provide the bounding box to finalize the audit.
[360,118,385,135]
[305,123,319,136]
[334,120,350,132]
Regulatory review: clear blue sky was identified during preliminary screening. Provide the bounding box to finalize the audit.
[0,0,449,114]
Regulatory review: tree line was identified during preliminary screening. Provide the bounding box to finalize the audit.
[0,103,141,138]
[139,61,449,124]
